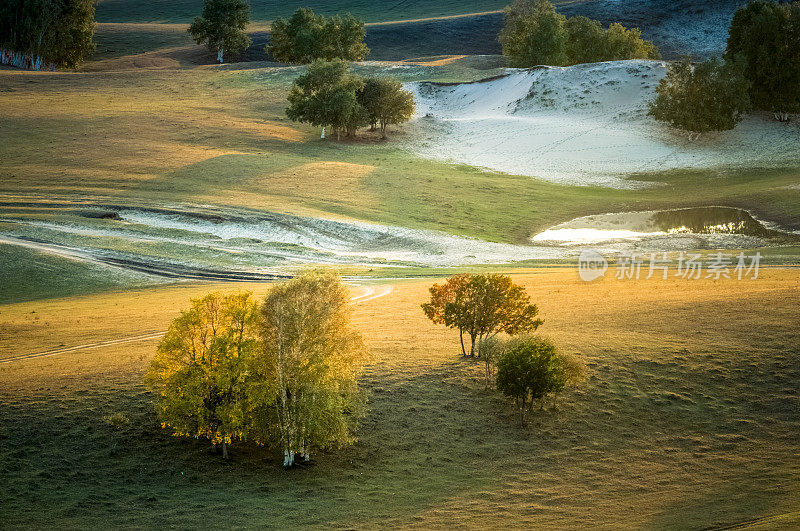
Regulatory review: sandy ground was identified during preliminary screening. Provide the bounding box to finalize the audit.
[408,60,800,188]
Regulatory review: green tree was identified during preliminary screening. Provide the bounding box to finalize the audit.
[565,15,606,64]
[725,0,800,120]
[496,336,560,425]
[252,271,368,467]
[146,291,259,459]
[422,273,543,358]
[499,0,568,67]
[359,77,416,138]
[188,0,251,64]
[603,22,661,61]
[0,0,95,69]
[267,7,368,64]
[649,57,751,134]
[286,58,365,140]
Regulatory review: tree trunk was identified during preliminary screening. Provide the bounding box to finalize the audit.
[321,126,325,139]
[380,122,387,139]
[217,48,224,63]
[459,330,466,357]
[469,334,476,357]
[222,442,228,459]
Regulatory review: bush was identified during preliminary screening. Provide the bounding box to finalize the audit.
[500,0,660,67]
[649,57,751,134]
[188,0,252,63]
[725,0,800,120]
[495,337,584,424]
[268,8,368,64]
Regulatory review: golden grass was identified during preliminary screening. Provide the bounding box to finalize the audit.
[1,269,798,526]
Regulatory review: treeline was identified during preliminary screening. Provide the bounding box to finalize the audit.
[499,0,660,67]
[0,0,95,69]
[147,272,368,467]
[650,0,800,134]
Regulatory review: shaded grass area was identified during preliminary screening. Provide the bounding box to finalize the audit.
[1,272,799,526]
[0,243,153,304]
[93,24,195,61]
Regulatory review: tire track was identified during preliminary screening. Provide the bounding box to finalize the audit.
[0,285,394,365]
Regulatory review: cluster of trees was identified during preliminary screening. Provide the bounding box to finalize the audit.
[189,0,252,63]
[422,273,584,423]
[146,272,368,467]
[286,59,415,140]
[499,0,660,67]
[0,0,95,69]
[649,0,799,133]
[268,7,369,64]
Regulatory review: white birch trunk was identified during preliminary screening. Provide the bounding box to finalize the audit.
[217,48,224,63]
[320,126,325,139]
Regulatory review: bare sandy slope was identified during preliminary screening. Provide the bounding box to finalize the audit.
[407,60,800,188]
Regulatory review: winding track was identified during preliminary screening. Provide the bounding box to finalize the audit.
[0,285,393,365]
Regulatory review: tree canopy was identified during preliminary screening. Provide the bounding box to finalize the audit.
[725,0,800,119]
[286,61,414,140]
[268,8,369,64]
[359,77,416,138]
[649,57,751,134]
[499,0,660,67]
[0,0,95,69]
[146,291,259,459]
[146,273,368,466]
[188,0,252,63]
[422,273,544,357]
[253,271,368,467]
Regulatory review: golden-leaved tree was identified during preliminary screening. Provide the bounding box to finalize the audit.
[146,291,258,459]
[252,272,368,467]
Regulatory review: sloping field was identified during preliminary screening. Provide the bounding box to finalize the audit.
[409,60,800,187]
[1,269,799,527]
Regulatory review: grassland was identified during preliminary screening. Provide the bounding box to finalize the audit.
[2,270,799,527]
[2,64,799,246]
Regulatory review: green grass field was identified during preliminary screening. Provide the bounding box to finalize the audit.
[94,0,510,24]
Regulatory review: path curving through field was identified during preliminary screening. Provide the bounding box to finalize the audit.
[0,284,393,364]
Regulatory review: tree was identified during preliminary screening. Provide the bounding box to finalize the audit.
[0,0,95,70]
[496,336,561,425]
[499,0,568,67]
[286,58,365,140]
[565,15,606,65]
[649,57,751,135]
[252,271,368,468]
[725,0,800,120]
[422,273,544,358]
[267,7,368,64]
[358,77,416,138]
[146,291,259,459]
[603,22,661,61]
[188,0,251,64]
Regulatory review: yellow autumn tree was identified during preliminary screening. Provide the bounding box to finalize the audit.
[251,271,368,467]
[145,291,258,459]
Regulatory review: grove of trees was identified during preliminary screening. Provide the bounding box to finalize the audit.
[286,59,415,140]
[0,0,95,69]
[649,58,751,135]
[725,0,800,121]
[188,0,252,63]
[146,272,368,466]
[499,0,660,67]
[268,7,369,64]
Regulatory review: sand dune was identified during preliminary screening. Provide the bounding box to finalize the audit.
[408,60,800,188]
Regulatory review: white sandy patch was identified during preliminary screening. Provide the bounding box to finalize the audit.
[407,60,800,188]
